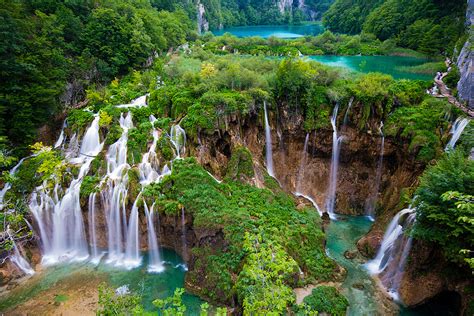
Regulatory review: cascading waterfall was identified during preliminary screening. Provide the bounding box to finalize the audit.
[181,207,188,261]
[263,101,275,177]
[366,122,385,219]
[325,104,342,219]
[54,121,67,149]
[145,203,164,273]
[30,116,103,265]
[102,112,133,266]
[445,117,470,151]
[7,230,35,276]
[170,125,186,159]
[0,157,29,209]
[366,207,416,300]
[295,133,310,194]
[88,193,100,263]
[124,195,142,268]
[343,97,354,126]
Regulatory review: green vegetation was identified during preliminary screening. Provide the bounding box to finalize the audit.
[413,150,474,270]
[297,286,349,316]
[225,146,255,182]
[0,0,195,155]
[323,0,466,56]
[143,158,335,311]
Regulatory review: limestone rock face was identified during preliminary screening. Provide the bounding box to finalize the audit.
[457,0,474,109]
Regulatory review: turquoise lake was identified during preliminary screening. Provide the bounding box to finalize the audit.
[308,55,433,80]
[212,23,324,38]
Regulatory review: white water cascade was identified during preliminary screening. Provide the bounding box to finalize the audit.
[343,97,354,126]
[445,117,470,151]
[54,121,67,149]
[263,101,275,177]
[0,157,29,209]
[366,122,385,219]
[170,125,186,159]
[325,104,342,219]
[295,133,310,194]
[145,203,164,273]
[366,207,416,300]
[7,230,35,276]
[88,193,101,263]
[102,112,134,267]
[30,116,103,265]
[124,195,142,268]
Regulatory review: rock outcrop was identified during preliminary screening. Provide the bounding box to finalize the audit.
[457,0,474,109]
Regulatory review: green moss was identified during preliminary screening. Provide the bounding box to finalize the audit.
[157,134,173,161]
[225,146,254,182]
[127,123,152,163]
[67,110,94,132]
[105,123,123,145]
[127,168,141,202]
[80,176,100,198]
[298,286,349,316]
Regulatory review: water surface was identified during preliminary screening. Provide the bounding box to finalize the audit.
[0,249,202,314]
[308,55,432,80]
[213,23,324,38]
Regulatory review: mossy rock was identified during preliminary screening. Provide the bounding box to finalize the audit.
[127,167,141,202]
[225,146,254,183]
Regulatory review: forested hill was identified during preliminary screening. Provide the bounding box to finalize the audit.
[0,0,195,156]
[323,0,467,55]
[152,0,334,29]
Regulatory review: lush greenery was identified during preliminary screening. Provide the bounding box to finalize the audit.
[0,0,195,156]
[296,286,349,316]
[143,158,335,312]
[323,0,467,56]
[413,150,474,270]
[152,0,334,29]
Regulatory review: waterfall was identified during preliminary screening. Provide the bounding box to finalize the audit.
[366,122,385,219]
[294,193,323,217]
[7,231,35,276]
[325,104,342,219]
[366,207,416,300]
[54,121,67,149]
[170,125,186,159]
[102,113,133,265]
[145,202,164,273]
[124,195,142,269]
[30,116,103,265]
[116,94,149,109]
[139,116,161,185]
[343,97,354,126]
[88,193,101,263]
[0,156,29,209]
[181,207,188,262]
[445,117,470,151]
[295,133,310,194]
[263,101,274,177]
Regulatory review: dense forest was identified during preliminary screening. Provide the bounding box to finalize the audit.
[323,0,467,55]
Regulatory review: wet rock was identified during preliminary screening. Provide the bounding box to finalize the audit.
[352,283,365,290]
[344,250,357,260]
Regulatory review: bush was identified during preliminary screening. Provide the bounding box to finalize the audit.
[299,286,349,316]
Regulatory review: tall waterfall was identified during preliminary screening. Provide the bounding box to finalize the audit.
[366,122,385,219]
[366,207,416,300]
[124,195,142,268]
[145,203,164,273]
[88,193,100,263]
[263,101,274,177]
[0,156,29,209]
[30,116,103,265]
[296,133,310,194]
[325,104,342,219]
[54,121,67,149]
[170,125,186,159]
[445,117,470,151]
[102,113,134,266]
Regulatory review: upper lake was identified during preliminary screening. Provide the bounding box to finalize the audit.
[212,23,324,38]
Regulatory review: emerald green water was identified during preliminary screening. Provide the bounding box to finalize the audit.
[308,55,432,80]
[325,216,382,315]
[212,23,324,38]
[0,249,202,314]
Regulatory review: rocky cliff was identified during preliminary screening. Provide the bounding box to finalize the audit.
[457,0,474,109]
